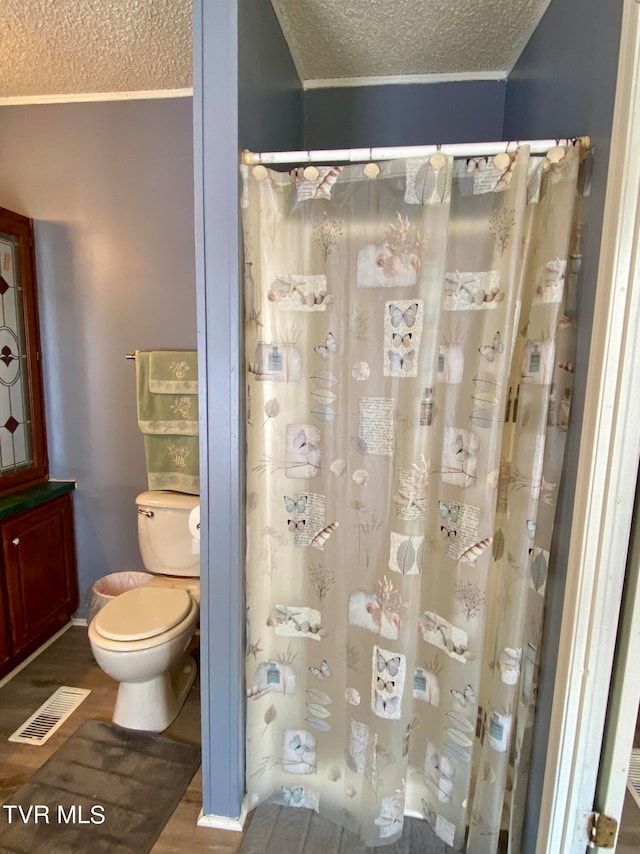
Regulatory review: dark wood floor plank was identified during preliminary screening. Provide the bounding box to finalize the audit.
[301,811,343,854]
[334,815,452,853]
[238,804,281,853]
[337,823,369,853]
[409,815,453,852]
[371,821,409,854]
[619,790,640,854]
[263,805,313,853]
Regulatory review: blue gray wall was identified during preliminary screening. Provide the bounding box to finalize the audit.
[504,1,624,849]
[0,98,196,615]
[304,80,506,148]
[239,0,303,150]
[194,0,303,821]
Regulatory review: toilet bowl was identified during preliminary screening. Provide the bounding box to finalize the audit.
[88,490,201,732]
[89,585,199,731]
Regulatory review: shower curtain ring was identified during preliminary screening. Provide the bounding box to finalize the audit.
[252,152,268,180]
[364,148,380,178]
[430,143,446,171]
[303,152,319,181]
[547,139,566,165]
[494,143,512,171]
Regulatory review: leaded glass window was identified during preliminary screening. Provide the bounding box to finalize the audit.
[0,208,47,494]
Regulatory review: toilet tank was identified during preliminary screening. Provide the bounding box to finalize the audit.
[136,491,200,578]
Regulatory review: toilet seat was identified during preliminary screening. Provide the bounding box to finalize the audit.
[94,587,192,642]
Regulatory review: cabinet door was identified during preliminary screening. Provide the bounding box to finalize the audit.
[0,562,11,667]
[3,493,78,656]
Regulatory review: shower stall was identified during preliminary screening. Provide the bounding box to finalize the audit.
[240,139,586,849]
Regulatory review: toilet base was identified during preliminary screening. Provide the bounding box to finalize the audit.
[112,654,197,732]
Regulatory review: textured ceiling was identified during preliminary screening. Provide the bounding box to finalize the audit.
[0,0,192,100]
[0,0,552,101]
[271,0,552,84]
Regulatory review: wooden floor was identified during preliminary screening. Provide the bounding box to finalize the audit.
[239,804,454,854]
[617,711,640,854]
[618,790,640,854]
[0,625,246,853]
[2,625,640,853]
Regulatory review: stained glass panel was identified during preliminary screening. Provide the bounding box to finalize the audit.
[0,231,32,475]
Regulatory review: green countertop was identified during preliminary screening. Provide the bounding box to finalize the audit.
[0,480,76,521]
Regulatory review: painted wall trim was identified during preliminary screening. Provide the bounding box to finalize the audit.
[536,1,640,851]
[595,476,640,845]
[196,797,249,832]
[193,0,245,822]
[0,88,193,106]
[303,71,507,89]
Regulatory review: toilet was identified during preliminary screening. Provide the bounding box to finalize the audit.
[88,490,200,732]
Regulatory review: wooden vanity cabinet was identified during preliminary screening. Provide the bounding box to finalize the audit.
[0,207,78,677]
[0,489,78,678]
[0,207,79,678]
[0,561,11,670]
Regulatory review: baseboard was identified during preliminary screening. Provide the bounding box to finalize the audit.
[71,617,88,627]
[197,797,249,832]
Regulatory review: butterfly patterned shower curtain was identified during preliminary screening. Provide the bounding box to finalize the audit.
[241,143,586,852]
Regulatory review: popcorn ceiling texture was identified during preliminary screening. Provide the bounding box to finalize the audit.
[271,0,552,81]
[1,0,192,97]
[0,0,551,98]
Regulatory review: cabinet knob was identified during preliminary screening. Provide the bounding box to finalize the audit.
[12,537,19,546]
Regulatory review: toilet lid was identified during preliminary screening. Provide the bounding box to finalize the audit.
[94,587,192,642]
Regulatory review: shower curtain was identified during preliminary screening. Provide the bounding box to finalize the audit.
[241,143,586,851]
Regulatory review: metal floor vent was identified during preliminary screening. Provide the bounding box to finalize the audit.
[627,748,640,810]
[8,686,91,746]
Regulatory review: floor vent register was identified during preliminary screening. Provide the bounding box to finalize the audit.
[8,686,91,745]
[627,747,640,810]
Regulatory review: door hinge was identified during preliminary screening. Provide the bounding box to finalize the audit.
[587,812,618,848]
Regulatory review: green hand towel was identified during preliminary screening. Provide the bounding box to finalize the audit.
[136,352,199,435]
[135,351,200,494]
[148,350,198,394]
[143,434,200,495]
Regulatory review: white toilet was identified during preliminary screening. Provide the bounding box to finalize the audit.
[89,490,200,732]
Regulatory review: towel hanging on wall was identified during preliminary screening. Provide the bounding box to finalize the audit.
[135,351,199,495]
[147,350,199,394]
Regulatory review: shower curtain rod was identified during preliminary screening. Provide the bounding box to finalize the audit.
[240,136,590,166]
